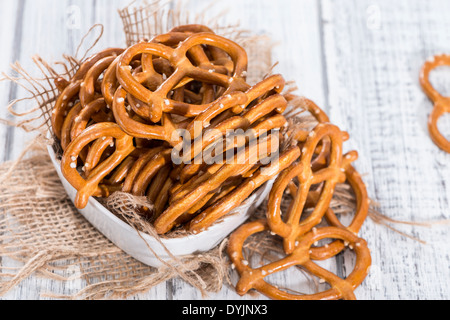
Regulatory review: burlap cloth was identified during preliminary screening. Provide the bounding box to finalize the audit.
[0,0,414,300]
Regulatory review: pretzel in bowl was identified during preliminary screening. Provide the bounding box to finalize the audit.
[61,123,135,209]
[227,220,371,300]
[114,32,249,121]
[420,54,450,153]
[52,48,124,140]
[188,145,301,233]
[178,74,287,166]
[153,133,279,234]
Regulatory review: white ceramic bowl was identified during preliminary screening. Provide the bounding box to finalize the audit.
[47,143,273,267]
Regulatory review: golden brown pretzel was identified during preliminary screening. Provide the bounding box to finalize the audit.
[179,113,287,183]
[420,54,450,153]
[131,149,172,197]
[60,102,83,151]
[70,98,113,140]
[52,48,124,139]
[178,74,287,165]
[154,134,278,234]
[116,33,248,120]
[267,123,346,254]
[227,220,371,300]
[188,145,302,233]
[121,146,167,193]
[61,122,135,209]
[112,86,182,146]
[324,152,369,235]
[284,95,337,171]
[287,151,370,260]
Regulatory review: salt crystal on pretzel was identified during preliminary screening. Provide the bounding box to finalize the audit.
[52,48,124,140]
[267,123,346,254]
[154,134,278,234]
[61,123,135,209]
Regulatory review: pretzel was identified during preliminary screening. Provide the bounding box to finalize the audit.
[61,123,135,209]
[130,149,172,197]
[70,98,113,140]
[179,113,288,183]
[112,90,182,146]
[121,146,167,193]
[267,123,346,254]
[153,177,176,219]
[420,54,450,153]
[154,134,278,234]
[52,48,124,139]
[284,96,340,171]
[188,145,302,233]
[287,151,370,260]
[169,128,280,205]
[178,74,287,165]
[60,102,83,151]
[115,32,248,118]
[227,220,371,300]
[105,155,138,185]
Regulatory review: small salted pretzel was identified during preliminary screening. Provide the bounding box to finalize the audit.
[188,145,302,233]
[154,134,278,234]
[121,146,167,193]
[52,48,124,140]
[420,54,450,153]
[119,26,236,121]
[267,123,346,254]
[115,32,249,123]
[324,151,369,233]
[61,123,135,209]
[179,74,287,165]
[70,98,113,141]
[130,149,173,197]
[228,220,371,300]
[284,95,342,171]
[179,113,288,183]
[290,151,370,260]
[60,98,114,151]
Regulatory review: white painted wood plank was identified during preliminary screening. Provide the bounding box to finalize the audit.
[321,0,450,300]
[0,0,20,161]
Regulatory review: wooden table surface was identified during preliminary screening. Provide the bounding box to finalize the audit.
[0,0,449,300]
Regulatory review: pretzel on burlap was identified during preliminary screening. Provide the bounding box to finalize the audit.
[290,151,370,260]
[420,54,450,153]
[267,123,346,254]
[227,220,371,300]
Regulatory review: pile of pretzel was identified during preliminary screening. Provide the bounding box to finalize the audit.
[51,24,371,300]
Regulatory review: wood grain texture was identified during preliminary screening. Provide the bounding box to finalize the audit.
[321,0,450,300]
[0,0,449,300]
